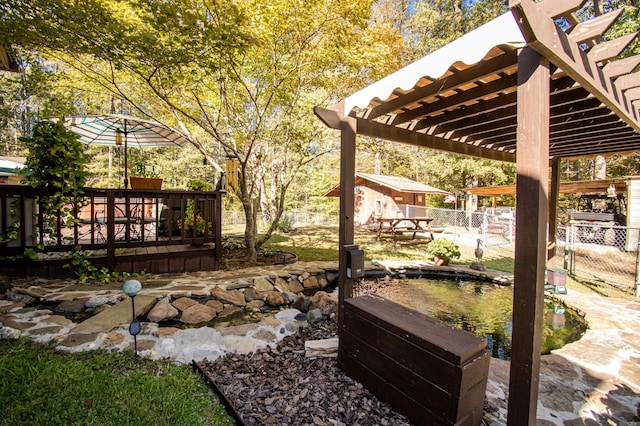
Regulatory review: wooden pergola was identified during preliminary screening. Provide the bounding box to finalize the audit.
[314,1,640,424]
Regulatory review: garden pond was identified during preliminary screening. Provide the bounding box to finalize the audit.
[359,277,587,360]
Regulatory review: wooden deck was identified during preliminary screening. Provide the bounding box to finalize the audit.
[2,243,219,279]
[1,185,223,278]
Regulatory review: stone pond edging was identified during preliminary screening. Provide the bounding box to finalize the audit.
[0,260,513,363]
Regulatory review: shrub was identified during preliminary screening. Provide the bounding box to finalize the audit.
[426,238,461,263]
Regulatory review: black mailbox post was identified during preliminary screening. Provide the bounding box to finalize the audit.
[346,245,364,278]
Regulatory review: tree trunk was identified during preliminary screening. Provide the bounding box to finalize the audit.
[242,193,259,263]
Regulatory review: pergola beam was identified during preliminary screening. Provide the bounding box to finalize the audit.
[355,118,516,162]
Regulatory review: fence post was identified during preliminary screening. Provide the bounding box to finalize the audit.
[106,189,116,271]
[563,225,569,271]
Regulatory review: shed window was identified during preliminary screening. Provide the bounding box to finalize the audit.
[375,200,383,216]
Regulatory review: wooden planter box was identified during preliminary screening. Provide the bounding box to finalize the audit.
[130,177,163,190]
[341,294,490,426]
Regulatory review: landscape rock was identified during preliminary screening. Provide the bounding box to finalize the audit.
[281,291,299,304]
[302,275,319,289]
[309,291,338,317]
[1,326,21,339]
[85,295,119,308]
[243,287,262,302]
[307,308,323,323]
[305,337,339,358]
[288,280,304,294]
[273,277,291,293]
[253,277,274,292]
[180,303,217,324]
[56,298,90,313]
[7,292,36,305]
[246,300,265,310]
[205,299,224,314]
[218,305,242,318]
[265,291,285,307]
[213,289,246,307]
[147,297,179,322]
[172,297,198,311]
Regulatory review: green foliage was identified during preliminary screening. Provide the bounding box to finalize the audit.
[21,120,88,192]
[408,0,507,55]
[186,178,211,191]
[276,212,295,233]
[426,238,461,262]
[63,246,112,283]
[0,339,234,425]
[18,120,89,255]
[179,200,213,236]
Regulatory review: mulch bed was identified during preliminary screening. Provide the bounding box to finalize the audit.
[196,320,412,426]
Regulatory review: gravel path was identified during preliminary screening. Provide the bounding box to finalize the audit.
[198,320,412,426]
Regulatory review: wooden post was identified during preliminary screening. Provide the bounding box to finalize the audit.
[548,156,560,260]
[106,189,116,271]
[214,191,223,269]
[507,47,549,425]
[337,116,357,369]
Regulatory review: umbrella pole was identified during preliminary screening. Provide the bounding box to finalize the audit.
[124,121,129,189]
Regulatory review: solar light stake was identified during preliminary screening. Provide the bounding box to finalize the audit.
[123,279,142,358]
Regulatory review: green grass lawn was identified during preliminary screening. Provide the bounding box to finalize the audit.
[0,339,234,425]
[261,224,516,273]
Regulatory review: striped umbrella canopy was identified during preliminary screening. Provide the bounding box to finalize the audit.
[0,158,26,175]
[64,114,189,188]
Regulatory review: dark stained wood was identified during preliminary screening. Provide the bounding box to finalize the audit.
[342,295,489,426]
[588,32,638,63]
[346,295,486,364]
[337,115,357,368]
[313,103,344,130]
[538,0,587,18]
[511,1,640,134]
[366,49,517,121]
[568,10,622,44]
[106,189,117,271]
[548,157,560,260]
[356,118,516,162]
[507,46,549,426]
[391,73,519,126]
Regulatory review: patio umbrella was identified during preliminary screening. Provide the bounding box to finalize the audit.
[0,158,26,175]
[63,114,189,188]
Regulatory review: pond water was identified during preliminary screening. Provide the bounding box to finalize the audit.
[361,278,587,360]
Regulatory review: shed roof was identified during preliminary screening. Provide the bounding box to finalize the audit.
[324,172,448,197]
[318,3,640,162]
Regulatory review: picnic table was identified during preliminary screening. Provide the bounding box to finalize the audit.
[375,217,442,243]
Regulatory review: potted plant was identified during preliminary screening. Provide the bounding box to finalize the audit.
[426,238,460,266]
[129,157,163,189]
[178,179,213,238]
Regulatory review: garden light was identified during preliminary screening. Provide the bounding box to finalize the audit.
[123,279,142,357]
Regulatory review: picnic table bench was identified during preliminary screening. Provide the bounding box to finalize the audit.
[375,217,443,243]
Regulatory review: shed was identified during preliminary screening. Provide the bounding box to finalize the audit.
[314,1,640,424]
[324,172,448,225]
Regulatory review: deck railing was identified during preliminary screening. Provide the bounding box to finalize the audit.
[1,185,222,270]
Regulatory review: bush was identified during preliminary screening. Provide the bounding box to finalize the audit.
[426,238,461,263]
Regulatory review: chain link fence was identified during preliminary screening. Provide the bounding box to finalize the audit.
[222,209,337,227]
[559,224,640,295]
